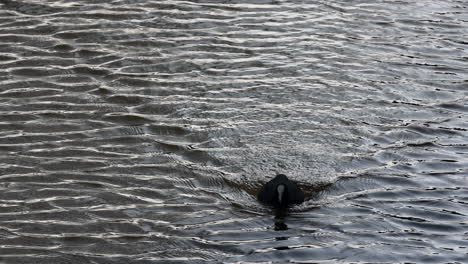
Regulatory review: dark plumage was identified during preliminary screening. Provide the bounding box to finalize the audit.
[257,174,305,208]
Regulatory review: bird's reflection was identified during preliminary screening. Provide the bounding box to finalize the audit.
[273,208,288,231]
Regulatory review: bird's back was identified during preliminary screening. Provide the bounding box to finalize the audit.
[258,174,304,207]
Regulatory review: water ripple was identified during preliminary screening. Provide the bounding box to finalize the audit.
[1,0,468,263]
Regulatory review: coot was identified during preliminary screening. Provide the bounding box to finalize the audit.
[258,174,305,208]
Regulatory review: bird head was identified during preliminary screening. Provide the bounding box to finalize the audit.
[277,184,285,204]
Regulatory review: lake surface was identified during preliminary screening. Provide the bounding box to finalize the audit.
[1,0,467,263]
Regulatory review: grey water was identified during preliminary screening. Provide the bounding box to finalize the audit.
[0,0,467,263]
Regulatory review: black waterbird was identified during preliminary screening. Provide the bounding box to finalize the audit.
[258,174,305,208]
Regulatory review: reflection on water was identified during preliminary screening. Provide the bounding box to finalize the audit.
[1,0,468,263]
[273,209,289,231]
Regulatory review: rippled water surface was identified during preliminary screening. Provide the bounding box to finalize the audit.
[1,0,468,263]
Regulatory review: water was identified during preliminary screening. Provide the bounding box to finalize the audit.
[0,0,467,263]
